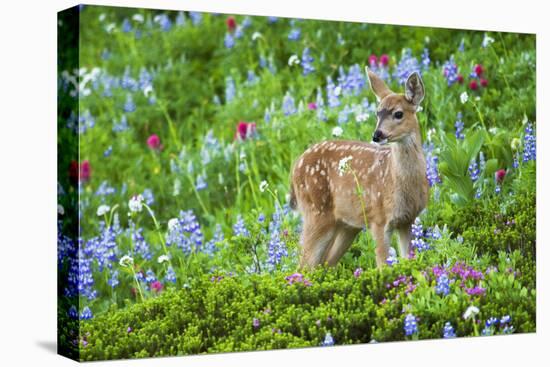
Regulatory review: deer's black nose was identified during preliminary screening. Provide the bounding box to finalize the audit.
[372,130,384,142]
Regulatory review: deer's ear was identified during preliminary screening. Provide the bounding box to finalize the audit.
[405,72,425,105]
[366,67,392,101]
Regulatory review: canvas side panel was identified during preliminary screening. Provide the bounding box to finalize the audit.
[57,5,81,362]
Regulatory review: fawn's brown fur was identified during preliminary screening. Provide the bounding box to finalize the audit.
[290,69,429,268]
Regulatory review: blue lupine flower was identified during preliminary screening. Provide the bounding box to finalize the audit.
[288,28,301,41]
[338,105,352,124]
[124,94,136,113]
[424,143,441,187]
[242,16,252,28]
[502,325,515,334]
[225,76,236,103]
[315,87,327,122]
[321,333,334,346]
[95,180,116,197]
[246,69,258,85]
[442,56,459,86]
[468,159,480,181]
[485,317,499,327]
[282,92,297,116]
[443,322,456,338]
[454,112,465,139]
[164,266,177,283]
[154,14,172,32]
[131,224,153,260]
[258,213,266,223]
[421,48,431,71]
[224,33,235,48]
[267,16,278,23]
[203,224,224,255]
[68,305,79,320]
[522,123,536,162]
[393,49,421,85]
[326,76,340,108]
[458,38,465,52]
[122,18,132,33]
[189,12,202,25]
[80,306,93,320]
[435,274,450,296]
[103,145,113,157]
[411,217,423,238]
[481,327,493,336]
[235,26,244,39]
[145,269,156,283]
[166,210,204,254]
[500,315,511,324]
[196,174,207,191]
[77,110,95,134]
[266,207,288,270]
[142,188,154,205]
[176,12,186,26]
[386,247,398,266]
[233,215,250,237]
[108,269,119,288]
[301,47,315,75]
[404,314,418,336]
[113,114,129,132]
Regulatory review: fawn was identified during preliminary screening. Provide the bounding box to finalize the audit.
[289,69,428,268]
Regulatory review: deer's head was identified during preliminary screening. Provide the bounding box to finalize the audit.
[366,68,425,145]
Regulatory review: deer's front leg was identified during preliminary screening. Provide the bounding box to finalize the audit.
[398,226,412,259]
[372,224,391,268]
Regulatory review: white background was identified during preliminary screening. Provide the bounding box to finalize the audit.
[0,0,546,366]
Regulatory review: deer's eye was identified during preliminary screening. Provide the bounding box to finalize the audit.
[394,111,404,119]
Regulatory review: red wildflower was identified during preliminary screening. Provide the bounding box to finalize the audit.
[368,54,378,66]
[495,169,506,184]
[147,134,161,150]
[457,74,464,84]
[307,102,317,110]
[226,16,237,33]
[474,64,484,76]
[380,54,389,67]
[469,80,479,90]
[80,160,91,182]
[480,78,488,87]
[235,121,257,141]
[151,280,163,293]
[69,160,79,184]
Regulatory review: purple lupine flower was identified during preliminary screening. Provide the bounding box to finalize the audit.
[301,47,315,75]
[468,159,480,181]
[282,91,297,115]
[166,210,204,254]
[522,123,536,162]
[443,322,456,338]
[321,333,334,346]
[288,28,301,41]
[454,112,465,139]
[233,215,250,237]
[354,268,363,278]
[421,48,430,71]
[326,76,340,108]
[225,76,236,103]
[164,266,177,283]
[442,56,460,86]
[435,274,450,296]
[393,49,421,85]
[404,314,418,336]
[224,33,235,49]
[252,318,260,329]
[424,143,441,187]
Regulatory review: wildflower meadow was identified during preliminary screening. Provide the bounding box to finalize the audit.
[57,5,536,361]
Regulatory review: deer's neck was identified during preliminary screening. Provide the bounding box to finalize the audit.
[390,133,426,187]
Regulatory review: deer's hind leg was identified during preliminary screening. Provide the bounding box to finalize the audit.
[299,214,337,269]
[324,223,361,266]
[372,223,392,268]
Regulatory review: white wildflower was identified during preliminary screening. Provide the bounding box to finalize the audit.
[463,305,480,320]
[334,86,342,96]
[119,255,134,267]
[157,254,170,264]
[288,54,300,66]
[57,204,65,216]
[259,180,269,193]
[132,14,144,23]
[332,126,343,137]
[105,23,116,34]
[98,13,106,22]
[143,85,153,97]
[97,205,111,217]
[251,32,263,41]
[128,194,144,213]
[355,112,369,123]
[460,92,469,104]
[338,156,353,176]
[482,33,495,48]
[168,218,179,232]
